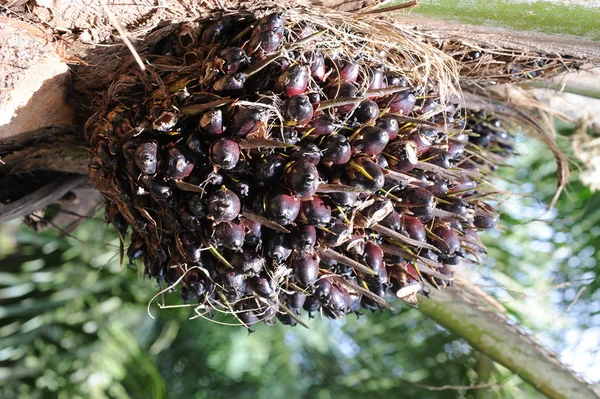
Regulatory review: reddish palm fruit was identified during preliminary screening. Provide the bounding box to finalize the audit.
[311,51,326,81]
[379,90,416,115]
[290,143,321,165]
[402,215,426,242]
[248,30,281,56]
[345,157,385,193]
[274,64,309,96]
[305,115,337,136]
[402,188,434,218]
[334,58,360,82]
[385,141,418,172]
[324,82,359,113]
[368,67,386,91]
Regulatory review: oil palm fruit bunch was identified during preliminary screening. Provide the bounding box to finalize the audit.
[87,10,508,329]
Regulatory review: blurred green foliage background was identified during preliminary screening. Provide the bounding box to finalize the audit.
[1,127,599,399]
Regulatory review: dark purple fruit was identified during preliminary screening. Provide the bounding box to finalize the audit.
[285,161,319,199]
[368,67,385,91]
[423,148,452,169]
[438,196,469,216]
[402,188,434,218]
[403,215,426,242]
[229,106,264,137]
[329,190,359,209]
[291,251,319,287]
[242,217,262,246]
[200,109,223,136]
[385,141,418,172]
[231,251,265,276]
[274,64,309,97]
[323,286,348,318]
[320,134,352,165]
[351,100,379,124]
[217,47,248,74]
[127,239,145,262]
[473,202,499,229]
[181,232,203,263]
[222,272,247,301]
[266,232,292,262]
[255,12,285,34]
[290,143,321,165]
[283,127,300,144]
[428,179,449,196]
[345,157,385,193]
[419,98,438,114]
[300,197,332,227]
[288,292,307,309]
[213,73,246,92]
[249,273,276,298]
[207,187,241,223]
[253,154,286,183]
[324,82,358,113]
[134,142,158,175]
[265,189,301,225]
[364,241,387,282]
[180,211,201,230]
[188,194,206,218]
[376,117,399,140]
[165,147,194,180]
[431,224,460,255]
[290,225,317,251]
[209,138,240,170]
[317,219,351,247]
[213,219,245,250]
[305,115,337,136]
[379,90,416,115]
[283,95,314,126]
[249,30,281,56]
[381,211,402,232]
[351,126,389,156]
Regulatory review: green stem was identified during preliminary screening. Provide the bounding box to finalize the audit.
[417,287,600,399]
[409,0,600,41]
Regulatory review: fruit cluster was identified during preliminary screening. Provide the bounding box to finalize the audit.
[89,12,503,328]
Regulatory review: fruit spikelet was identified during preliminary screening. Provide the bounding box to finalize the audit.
[87,9,512,329]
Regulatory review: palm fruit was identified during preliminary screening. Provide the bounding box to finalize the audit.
[87,11,510,330]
